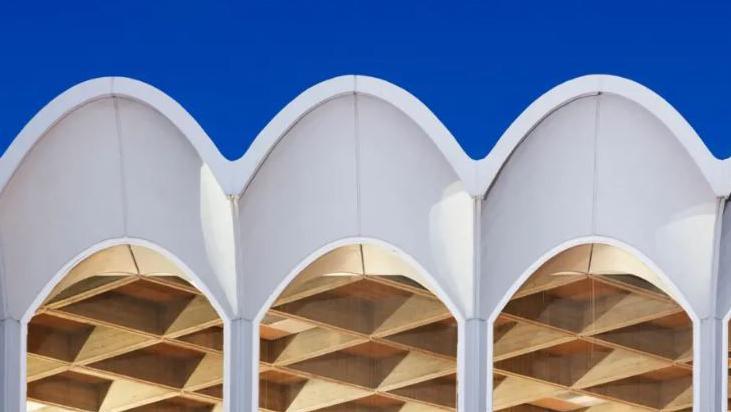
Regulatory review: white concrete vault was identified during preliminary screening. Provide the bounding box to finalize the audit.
[0,73,730,411]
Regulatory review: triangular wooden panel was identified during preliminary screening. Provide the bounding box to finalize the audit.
[260,244,458,411]
[26,246,224,412]
[493,244,693,412]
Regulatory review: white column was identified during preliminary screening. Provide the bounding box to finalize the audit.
[463,318,488,412]
[1,318,22,411]
[226,318,255,412]
[698,317,723,411]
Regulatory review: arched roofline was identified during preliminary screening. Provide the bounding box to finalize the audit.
[231,75,476,195]
[0,77,231,195]
[2,74,727,198]
[477,74,729,197]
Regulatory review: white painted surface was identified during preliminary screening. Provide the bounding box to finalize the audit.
[357,95,473,316]
[237,96,359,319]
[479,96,597,317]
[0,98,126,320]
[594,94,717,318]
[0,73,729,411]
[116,97,236,314]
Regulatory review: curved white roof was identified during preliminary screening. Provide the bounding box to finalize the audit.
[1,74,730,412]
[0,73,725,317]
[2,74,726,198]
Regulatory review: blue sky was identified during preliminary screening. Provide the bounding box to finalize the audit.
[1,0,730,160]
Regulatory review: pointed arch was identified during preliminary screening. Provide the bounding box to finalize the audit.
[478,74,726,197]
[254,238,464,412]
[0,77,229,195]
[489,237,698,412]
[23,239,230,412]
[231,75,475,196]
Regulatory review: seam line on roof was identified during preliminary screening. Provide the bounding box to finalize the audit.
[0,227,7,317]
[711,197,726,316]
[472,197,481,316]
[591,94,602,234]
[231,195,244,316]
[354,91,362,236]
[112,97,129,236]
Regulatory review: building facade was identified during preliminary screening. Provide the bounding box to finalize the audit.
[0,74,729,411]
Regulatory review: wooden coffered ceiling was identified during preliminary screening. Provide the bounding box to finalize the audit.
[24,242,699,412]
[493,244,693,412]
[26,245,223,412]
[259,245,458,412]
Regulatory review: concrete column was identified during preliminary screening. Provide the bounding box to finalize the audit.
[226,318,255,412]
[698,316,723,411]
[463,318,488,412]
[1,318,22,411]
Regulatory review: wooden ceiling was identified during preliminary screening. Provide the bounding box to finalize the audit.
[24,243,699,412]
[259,245,457,412]
[493,244,693,412]
[26,245,223,412]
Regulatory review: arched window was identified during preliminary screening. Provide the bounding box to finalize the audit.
[259,244,457,411]
[493,244,692,411]
[26,245,224,411]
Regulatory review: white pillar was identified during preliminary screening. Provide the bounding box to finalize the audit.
[226,318,255,412]
[698,317,723,411]
[463,318,488,412]
[1,318,22,412]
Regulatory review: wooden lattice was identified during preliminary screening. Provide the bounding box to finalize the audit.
[493,244,693,412]
[26,242,691,412]
[26,245,223,412]
[259,244,458,412]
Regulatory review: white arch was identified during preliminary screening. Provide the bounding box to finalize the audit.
[2,74,726,198]
[231,75,476,196]
[249,236,467,412]
[477,74,729,196]
[17,237,232,412]
[22,236,232,323]
[253,236,465,324]
[0,77,231,195]
[1,73,726,412]
[487,235,698,324]
[486,235,701,412]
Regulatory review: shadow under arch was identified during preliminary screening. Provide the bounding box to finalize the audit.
[22,237,232,324]
[488,236,698,325]
[254,236,465,325]
[253,236,465,412]
[487,235,700,412]
[21,237,232,412]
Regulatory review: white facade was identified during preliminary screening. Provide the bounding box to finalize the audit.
[0,74,729,411]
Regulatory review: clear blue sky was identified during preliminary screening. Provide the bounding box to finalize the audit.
[1,1,729,160]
